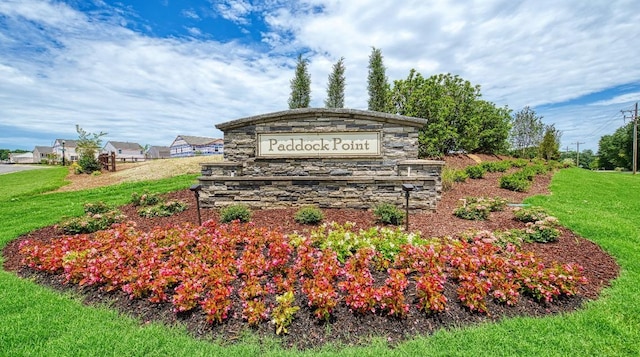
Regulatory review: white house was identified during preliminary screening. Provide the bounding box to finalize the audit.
[102,141,145,162]
[32,146,53,164]
[169,135,223,158]
[8,152,34,164]
[145,146,170,159]
[52,139,78,163]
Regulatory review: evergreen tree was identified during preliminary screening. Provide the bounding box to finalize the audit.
[325,57,346,108]
[75,125,107,173]
[288,54,311,109]
[367,47,389,111]
[538,124,561,160]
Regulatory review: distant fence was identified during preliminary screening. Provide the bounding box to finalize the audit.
[98,152,116,172]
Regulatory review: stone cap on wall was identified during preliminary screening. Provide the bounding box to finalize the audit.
[216,108,429,131]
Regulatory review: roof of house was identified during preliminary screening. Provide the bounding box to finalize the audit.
[105,141,143,150]
[55,139,78,147]
[34,146,52,153]
[174,135,222,146]
[147,145,170,152]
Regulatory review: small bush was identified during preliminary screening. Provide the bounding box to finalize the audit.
[373,203,405,226]
[510,159,529,168]
[60,208,126,234]
[441,166,455,191]
[454,203,490,220]
[130,190,161,207]
[465,165,486,179]
[78,154,102,174]
[513,206,550,223]
[83,201,112,215]
[465,196,508,212]
[294,206,324,225]
[452,169,469,182]
[138,200,188,218]
[220,204,252,223]
[524,217,560,243]
[499,174,531,192]
[480,161,511,173]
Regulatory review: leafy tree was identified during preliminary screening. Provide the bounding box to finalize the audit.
[288,54,311,109]
[560,149,596,169]
[473,100,512,154]
[367,47,389,112]
[0,149,10,161]
[597,122,634,170]
[538,124,561,160]
[389,70,492,158]
[510,106,545,158]
[75,125,107,173]
[325,57,346,108]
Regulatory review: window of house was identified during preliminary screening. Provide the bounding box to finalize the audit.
[118,149,122,154]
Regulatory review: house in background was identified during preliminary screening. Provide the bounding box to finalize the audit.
[52,139,78,163]
[33,146,53,164]
[102,141,145,162]
[169,135,223,158]
[145,146,170,159]
[9,152,34,164]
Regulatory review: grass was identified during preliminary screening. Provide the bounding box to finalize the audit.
[1,168,639,356]
[0,166,69,200]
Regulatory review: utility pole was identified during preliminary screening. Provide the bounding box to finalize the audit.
[622,103,638,175]
[572,142,585,167]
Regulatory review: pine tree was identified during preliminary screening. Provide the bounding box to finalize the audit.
[288,54,311,109]
[325,57,346,108]
[367,47,388,112]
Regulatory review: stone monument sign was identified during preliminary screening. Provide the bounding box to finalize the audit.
[198,108,444,212]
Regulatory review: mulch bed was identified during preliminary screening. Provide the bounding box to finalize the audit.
[2,156,620,350]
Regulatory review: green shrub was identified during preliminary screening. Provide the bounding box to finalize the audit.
[465,196,508,212]
[373,203,405,226]
[513,206,550,223]
[465,165,486,179]
[130,190,161,207]
[60,208,126,234]
[294,206,324,225]
[453,203,490,220]
[510,158,529,168]
[138,200,188,218]
[77,154,102,174]
[83,201,112,215]
[452,169,469,182]
[499,174,531,192]
[309,222,426,263]
[220,204,252,223]
[524,217,560,243]
[441,166,455,191]
[480,161,511,173]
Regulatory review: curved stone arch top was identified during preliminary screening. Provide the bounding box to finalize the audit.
[215,108,429,132]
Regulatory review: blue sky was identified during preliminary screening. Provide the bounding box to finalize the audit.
[1,0,640,152]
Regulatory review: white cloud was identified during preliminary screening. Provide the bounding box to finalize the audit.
[1,0,639,152]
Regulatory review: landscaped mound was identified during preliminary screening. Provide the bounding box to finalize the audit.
[18,219,587,348]
[4,156,620,349]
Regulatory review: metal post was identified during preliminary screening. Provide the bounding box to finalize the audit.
[61,140,66,166]
[401,184,415,231]
[405,190,410,231]
[190,184,202,226]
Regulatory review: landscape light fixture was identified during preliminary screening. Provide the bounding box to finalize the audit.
[189,184,203,226]
[401,183,415,231]
[61,140,66,166]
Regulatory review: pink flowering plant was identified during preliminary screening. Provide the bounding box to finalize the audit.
[18,220,588,331]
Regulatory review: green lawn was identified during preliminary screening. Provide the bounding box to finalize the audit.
[1,168,638,356]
